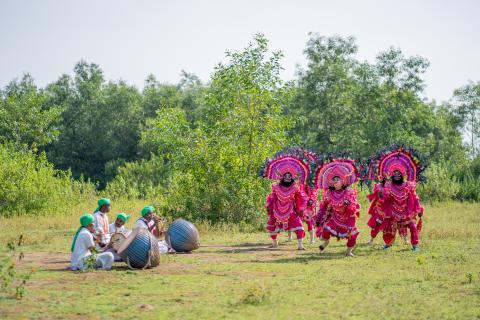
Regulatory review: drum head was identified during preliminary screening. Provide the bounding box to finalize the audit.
[111,233,127,251]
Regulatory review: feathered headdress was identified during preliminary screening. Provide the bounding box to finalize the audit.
[367,145,427,182]
[259,147,317,185]
[312,153,360,190]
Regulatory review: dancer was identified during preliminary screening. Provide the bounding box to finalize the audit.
[302,184,318,244]
[260,150,312,250]
[314,157,361,257]
[368,146,426,252]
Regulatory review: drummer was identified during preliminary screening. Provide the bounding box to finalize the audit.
[135,206,170,253]
[104,213,131,261]
[109,212,130,235]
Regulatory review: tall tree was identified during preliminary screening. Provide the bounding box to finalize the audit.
[0,74,62,149]
[452,81,480,157]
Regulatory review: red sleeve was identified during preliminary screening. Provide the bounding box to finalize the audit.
[409,182,424,215]
[295,186,307,212]
[344,188,361,218]
[265,185,277,215]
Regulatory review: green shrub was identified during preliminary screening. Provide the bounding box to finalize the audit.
[0,144,95,217]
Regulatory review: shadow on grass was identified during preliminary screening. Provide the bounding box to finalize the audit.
[255,251,349,263]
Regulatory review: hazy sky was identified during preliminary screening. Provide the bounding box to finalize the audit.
[1,0,479,102]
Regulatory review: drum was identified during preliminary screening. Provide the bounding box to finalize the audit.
[166,219,200,252]
[110,232,127,251]
[117,229,160,269]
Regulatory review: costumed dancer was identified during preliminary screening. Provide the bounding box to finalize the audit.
[366,180,386,244]
[70,213,114,271]
[302,184,318,244]
[260,150,311,250]
[369,146,426,252]
[314,157,361,257]
[93,198,111,248]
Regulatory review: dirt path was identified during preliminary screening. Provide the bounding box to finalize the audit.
[18,242,306,271]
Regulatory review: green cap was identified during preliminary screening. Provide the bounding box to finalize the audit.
[80,213,94,226]
[95,198,111,212]
[141,206,155,217]
[116,212,130,222]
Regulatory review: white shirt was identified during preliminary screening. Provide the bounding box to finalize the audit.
[70,228,95,270]
[134,218,154,230]
[94,211,110,243]
[108,223,126,234]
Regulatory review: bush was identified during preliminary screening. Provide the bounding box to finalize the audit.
[417,162,460,202]
[0,144,95,217]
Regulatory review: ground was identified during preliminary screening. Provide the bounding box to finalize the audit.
[0,202,479,319]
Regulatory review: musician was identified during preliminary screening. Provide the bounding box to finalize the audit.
[104,212,131,261]
[93,198,111,247]
[135,206,170,253]
[109,212,130,235]
[70,213,114,271]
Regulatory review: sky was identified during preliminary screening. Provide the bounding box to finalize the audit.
[0,0,479,103]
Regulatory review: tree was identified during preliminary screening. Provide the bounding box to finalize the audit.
[0,74,62,149]
[452,81,480,157]
[45,61,143,187]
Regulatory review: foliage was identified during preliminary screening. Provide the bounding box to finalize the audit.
[452,81,480,157]
[0,74,63,149]
[0,235,35,300]
[0,143,95,217]
[44,61,143,187]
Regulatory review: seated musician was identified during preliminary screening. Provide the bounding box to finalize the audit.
[70,213,114,271]
[135,206,171,253]
[109,212,130,235]
[104,213,131,261]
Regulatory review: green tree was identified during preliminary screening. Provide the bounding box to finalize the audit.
[452,81,480,157]
[45,61,143,187]
[0,74,62,149]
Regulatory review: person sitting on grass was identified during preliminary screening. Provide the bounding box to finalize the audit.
[70,213,114,271]
[104,212,131,261]
[93,198,111,248]
[135,206,170,253]
[109,212,130,235]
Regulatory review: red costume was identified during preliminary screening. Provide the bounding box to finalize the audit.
[265,182,307,240]
[367,183,386,239]
[366,146,426,249]
[380,180,424,246]
[317,188,360,247]
[259,149,313,246]
[302,185,318,232]
[313,157,361,253]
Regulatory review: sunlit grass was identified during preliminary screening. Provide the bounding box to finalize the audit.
[0,201,479,319]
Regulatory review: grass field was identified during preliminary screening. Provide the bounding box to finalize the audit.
[0,201,479,319]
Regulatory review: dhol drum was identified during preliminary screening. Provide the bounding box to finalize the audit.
[110,232,127,251]
[117,229,160,269]
[166,219,200,252]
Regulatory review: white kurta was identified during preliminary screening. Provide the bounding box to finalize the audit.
[94,211,110,244]
[70,228,114,270]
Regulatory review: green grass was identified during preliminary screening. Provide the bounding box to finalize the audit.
[0,201,479,319]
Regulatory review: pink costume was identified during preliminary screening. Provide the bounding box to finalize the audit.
[313,157,361,249]
[266,183,307,240]
[366,146,426,248]
[380,180,424,246]
[317,188,360,248]
[302,185,318,232]
[259,148,314,242]
[367,183,385,239]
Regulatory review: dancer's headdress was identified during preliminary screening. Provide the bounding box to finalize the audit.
[313,153,360,189]
[367,145,427,182]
